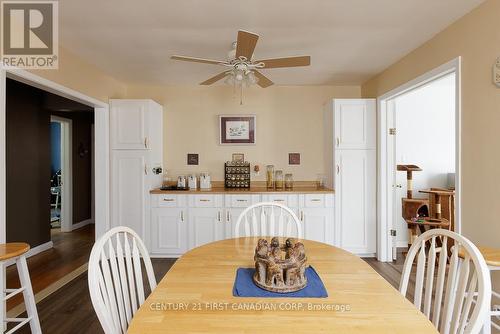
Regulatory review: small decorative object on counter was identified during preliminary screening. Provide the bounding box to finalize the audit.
[199,172,211,190]
[177,175,187,189]
[253,238,307,293]
[253,164,260,176]
[188,174,197,189]
[266,165,275,189]
[316,174,326,189]
[275,170,284,190]
[285,173,294,190]
[225,161,250,188]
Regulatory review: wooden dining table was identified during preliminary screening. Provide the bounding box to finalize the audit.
[128,237,438,333]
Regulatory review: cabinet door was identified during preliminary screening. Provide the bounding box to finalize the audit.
[301,208,333,245]
[189,208,225,248]
[110,100,149,150]
[335,150,376,254]
[150,208,187,255]
[334,99,375,150]
[111,150,147,237]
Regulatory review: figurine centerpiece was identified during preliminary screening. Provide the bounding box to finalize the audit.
[253,237,307,293]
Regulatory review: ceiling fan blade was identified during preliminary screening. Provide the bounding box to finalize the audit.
[235,30,259,60]
[253,71,274,88]
[256,56,310,69]
[171,55,226,65]
[200,72,228,85]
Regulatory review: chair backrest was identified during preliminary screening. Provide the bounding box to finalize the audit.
[234,202,302,238]
[399,229,491,334]
[88,226,157,334]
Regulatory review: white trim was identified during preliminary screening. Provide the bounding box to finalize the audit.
[4,241,53,267]
[71,218,92,231]
[50,115,73,232]
[0,68,110,246]
[376,57,461,262]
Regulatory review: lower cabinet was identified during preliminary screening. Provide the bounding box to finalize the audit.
[149,193,336,257]
[300,208,334,245]
[188,208,225,248]
[150,207,187,256]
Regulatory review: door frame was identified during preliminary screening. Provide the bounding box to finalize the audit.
[376,57,461,262]
[0,68,110,243]
[50,115,73,232]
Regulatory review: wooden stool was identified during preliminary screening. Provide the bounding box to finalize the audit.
[0,243,41,333]
[459,246,500,334]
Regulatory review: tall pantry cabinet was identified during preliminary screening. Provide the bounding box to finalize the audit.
[324,99,376,255]
[110,99,163,241]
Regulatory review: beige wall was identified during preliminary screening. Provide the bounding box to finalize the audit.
[362,0,500,299]
[126,85,360,181]
[29,47,127,102]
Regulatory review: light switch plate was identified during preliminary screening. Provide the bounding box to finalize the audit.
[494,57,500,87]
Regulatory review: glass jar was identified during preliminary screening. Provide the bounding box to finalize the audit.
[275,170,284,190]
[285,173,293,190]
[316,173,326,189]
[266,165,275,189]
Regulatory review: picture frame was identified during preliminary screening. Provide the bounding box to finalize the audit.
[232,153,245,162]
[187,153,199,165]
[289,153,301,165]
[219,115,256,145]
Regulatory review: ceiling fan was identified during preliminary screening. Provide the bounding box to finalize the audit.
[170,30,311,89]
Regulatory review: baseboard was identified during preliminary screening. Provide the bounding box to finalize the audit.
[4,241,53,266]
[71,218,93,231]
[396,241,409,248]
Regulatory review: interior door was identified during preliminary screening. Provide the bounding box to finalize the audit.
[110,100,149,150]
[335,149,376,255]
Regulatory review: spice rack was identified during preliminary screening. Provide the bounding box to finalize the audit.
[224,161,250,188]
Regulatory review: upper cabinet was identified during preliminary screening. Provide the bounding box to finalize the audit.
[110,99,163,152]
[333,99,376,150]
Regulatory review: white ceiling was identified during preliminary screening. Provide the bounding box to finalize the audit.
[59,0,484,86]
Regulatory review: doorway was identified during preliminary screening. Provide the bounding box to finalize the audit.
[50,116,72,233]
[377,58,461,262]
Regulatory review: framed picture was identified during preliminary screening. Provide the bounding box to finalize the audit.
[187,153,199,165]
[219,115,256,145]
[232,153,245,162]
[289,153,301,165]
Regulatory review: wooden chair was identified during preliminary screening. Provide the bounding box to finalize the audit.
[88,227,157,334]
[399,229,491,334]
[0,243,41,333]
[234,202,302,238]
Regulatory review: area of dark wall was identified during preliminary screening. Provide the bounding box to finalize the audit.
[6,78,94,247]
[6,80,51,246]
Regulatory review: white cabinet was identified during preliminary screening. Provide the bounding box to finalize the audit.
[298,194,334,245]
[325,98,376,256]
[333,99,376,150]
[110,99,163,241]
[188,208,225,248]
[111,150,148,237]
[151,207,187,255]
[111,100,150,150]
[335,149,376,255]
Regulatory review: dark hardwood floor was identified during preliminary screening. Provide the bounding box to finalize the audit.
[6,224,95,310]
[12,255,411,334]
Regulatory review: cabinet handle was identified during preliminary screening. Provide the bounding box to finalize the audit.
[217,211,221,222]
[336,165,340,174]
[144,164,148,175]
[274,199,285,202]
[336,137,340,147]
[180,211,184,222]
[236,199,247,202]
[226,211,230,222]
[163,198,175,202]
[199,199,211,202]
[144,137,148,149]
[300,211,304,221]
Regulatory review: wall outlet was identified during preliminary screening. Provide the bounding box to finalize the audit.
[494,57,500,87]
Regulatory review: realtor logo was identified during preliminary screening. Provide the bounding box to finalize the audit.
[1,1,58,69]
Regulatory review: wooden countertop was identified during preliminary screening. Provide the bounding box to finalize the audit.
[150,186,334,195]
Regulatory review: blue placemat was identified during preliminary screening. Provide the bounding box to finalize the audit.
[232,266,328,298]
